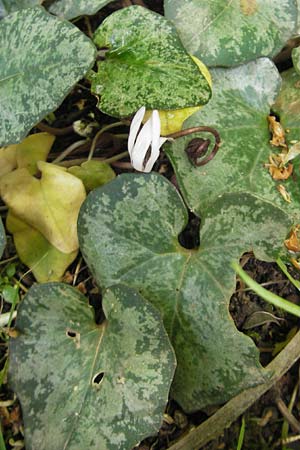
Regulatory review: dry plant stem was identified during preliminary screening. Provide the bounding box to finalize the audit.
[167,329,300,450]
[87,121,127,161]
[52,139,87,164]
[167,126,221,166]
[58,151,129,168]
[276,396,300,432]
[36,122,74,136]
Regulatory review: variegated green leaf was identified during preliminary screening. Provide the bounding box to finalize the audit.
[272,66,300,143]
[166,58,300,220]
[0,0,40,18]
[0,7,96,146]
[9,283,176,449]
[0,218,5,259]
[164,0,297,67]
[91,5,211,118]
[78,173,291,411]
[48,0,114,20]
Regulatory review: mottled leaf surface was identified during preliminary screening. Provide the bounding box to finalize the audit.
[91,6,211,118]
[48,0,113,19]
[164,0,297,67]
[9,283,176,450]
[0,0,40,17]
[273,66,300,143]
[78,173,291,411]
[0,218,5,259]
[166,58,300,221]
[0,7,96,146]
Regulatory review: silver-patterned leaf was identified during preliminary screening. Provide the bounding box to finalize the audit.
[164,0,297,67]
[48,0,114,20]
[9,283,176,450]
[78,173,291,411]
[0,0,40,18]
[166,58,300,220]
[0,7,96,145]
[91,6,211,118]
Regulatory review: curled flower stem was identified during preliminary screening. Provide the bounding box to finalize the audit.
[167,126,221,166]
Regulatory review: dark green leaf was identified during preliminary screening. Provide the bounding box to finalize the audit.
[78,173,291,411]
[9,283,176,449]
[48,0,114,20]
[0,7,96,146]
[164,0,297,67]
[91,5,211,118]
[166,58,300,220]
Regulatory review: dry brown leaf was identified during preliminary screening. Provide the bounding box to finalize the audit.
[268,115,287,148]
[284,225,300,252]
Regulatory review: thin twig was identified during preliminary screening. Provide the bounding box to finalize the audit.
[167,329,300,450]
[87,121,128,161]
[52,140,87,164]
[276,396,300,433]
[57,151,129,168]
[36,122,74,136]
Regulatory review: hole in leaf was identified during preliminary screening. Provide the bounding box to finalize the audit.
[178,212,200,250]
[92,372,105,387]
[66,329,80,348]
[66,329,77,338]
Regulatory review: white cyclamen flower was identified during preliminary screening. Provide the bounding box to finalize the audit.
[128,106,168,173]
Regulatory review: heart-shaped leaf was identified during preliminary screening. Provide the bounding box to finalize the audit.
[164,0,297,67]
[6,212,77,282]
[78,173,291,411]
[0,0,40,17]
[166,58,300,220]
[9,283,176,450]
[90,5,211,118]
[48,0,114,20]
[0,7,96,146]
[0,161,86,253]
[0,218,5,259]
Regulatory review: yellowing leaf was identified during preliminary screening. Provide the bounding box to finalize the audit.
[0,161,86,253]
[68,160,115,192]
[16,132,55,174]
[144,56,212,136]
[0,144,17,178]
[7,212,77,283]
[0,132,55,179]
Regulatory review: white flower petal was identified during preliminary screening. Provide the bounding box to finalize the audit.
[128,106,146,156]
[130,115,152,172]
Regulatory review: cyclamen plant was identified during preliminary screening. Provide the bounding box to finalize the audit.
[0,1,300,450]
